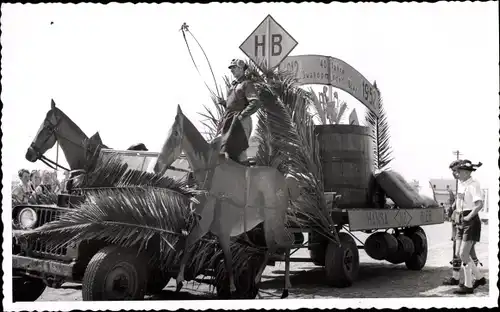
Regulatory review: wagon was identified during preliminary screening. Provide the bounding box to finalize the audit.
[270,124,445,289]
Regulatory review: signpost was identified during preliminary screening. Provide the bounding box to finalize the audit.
[279,54,380,117]
[240,15,298,72]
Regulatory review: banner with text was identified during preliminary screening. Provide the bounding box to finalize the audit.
[279,54,379,117]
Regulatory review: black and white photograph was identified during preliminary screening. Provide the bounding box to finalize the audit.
[2,2,498,311]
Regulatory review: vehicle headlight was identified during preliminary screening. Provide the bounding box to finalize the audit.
[18,208,38,229]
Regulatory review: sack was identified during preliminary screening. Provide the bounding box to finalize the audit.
[375,170,439,208]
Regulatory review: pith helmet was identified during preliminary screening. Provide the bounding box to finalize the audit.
[228,58,248,70]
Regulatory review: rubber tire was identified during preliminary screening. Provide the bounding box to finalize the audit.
[82,246,148,301]
[405,228,428,270]
[309,231,328,266]
[324,232,360,288]
[215,252,261,299]
[13,276,46,302]
[364,232,398,260]
[386,235,414,264]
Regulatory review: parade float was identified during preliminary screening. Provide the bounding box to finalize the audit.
[11,15,444,302]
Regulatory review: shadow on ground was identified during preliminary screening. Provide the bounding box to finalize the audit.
[148,263,489,300]
[150,278,217,300]
[259,263,489,298]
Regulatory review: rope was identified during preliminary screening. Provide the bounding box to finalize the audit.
[180,23,220,100]
[185,26,221,99]
[41,155,70,172]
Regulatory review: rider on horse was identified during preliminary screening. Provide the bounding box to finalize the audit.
[217,59,261,163]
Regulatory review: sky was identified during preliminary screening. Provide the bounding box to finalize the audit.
[1,2,498,210]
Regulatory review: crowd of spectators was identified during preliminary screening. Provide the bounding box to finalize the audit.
[11,169,69,205]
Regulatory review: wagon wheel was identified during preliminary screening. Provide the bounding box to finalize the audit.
[404,227,428,270]
[215,252,262,299]
[82,246,148,301]
[386,234,414,265]
[324,232,360,288]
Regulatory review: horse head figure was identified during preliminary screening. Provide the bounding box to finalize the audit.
[25,100,98,170]
[154,105,214,180]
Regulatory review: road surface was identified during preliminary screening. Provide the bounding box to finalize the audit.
[37,222,490,301]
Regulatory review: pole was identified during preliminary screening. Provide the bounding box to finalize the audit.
[452,150,461,196]
[450,149,462,270]
[266,17,271,70]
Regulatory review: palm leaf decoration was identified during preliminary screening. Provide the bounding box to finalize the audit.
[22,142,201,270]
[364,81,394,208]
[365,81,394,171]
[198,103,225,141]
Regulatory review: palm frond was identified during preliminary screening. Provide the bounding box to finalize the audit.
[23,141,201,269]
[197,103,225,141]
[25,186,195,269]
[365,81,394,171]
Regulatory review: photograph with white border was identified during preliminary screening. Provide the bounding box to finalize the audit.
[2,2,498,311]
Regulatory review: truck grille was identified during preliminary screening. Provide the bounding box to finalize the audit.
[32,207,65,228]
[32,207,68,257]
[30,238,68,257]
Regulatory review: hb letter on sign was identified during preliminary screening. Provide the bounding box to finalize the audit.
[254,34,283,57]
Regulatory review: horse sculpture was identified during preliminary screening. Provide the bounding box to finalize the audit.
[154,105,300,298]
[26,99,149,171]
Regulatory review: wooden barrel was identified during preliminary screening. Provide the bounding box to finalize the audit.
[315,125,374,208]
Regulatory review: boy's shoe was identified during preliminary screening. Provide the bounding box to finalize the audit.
[442,277,460,286]
[453,285,474,295]
[473,277,487,289]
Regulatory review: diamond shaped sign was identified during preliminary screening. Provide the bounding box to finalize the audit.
[239,15,298,71]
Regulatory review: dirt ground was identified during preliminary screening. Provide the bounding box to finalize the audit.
[37,222,490,301]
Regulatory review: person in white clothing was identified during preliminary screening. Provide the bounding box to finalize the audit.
[443,160,485,289]
[450,159,486,294]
